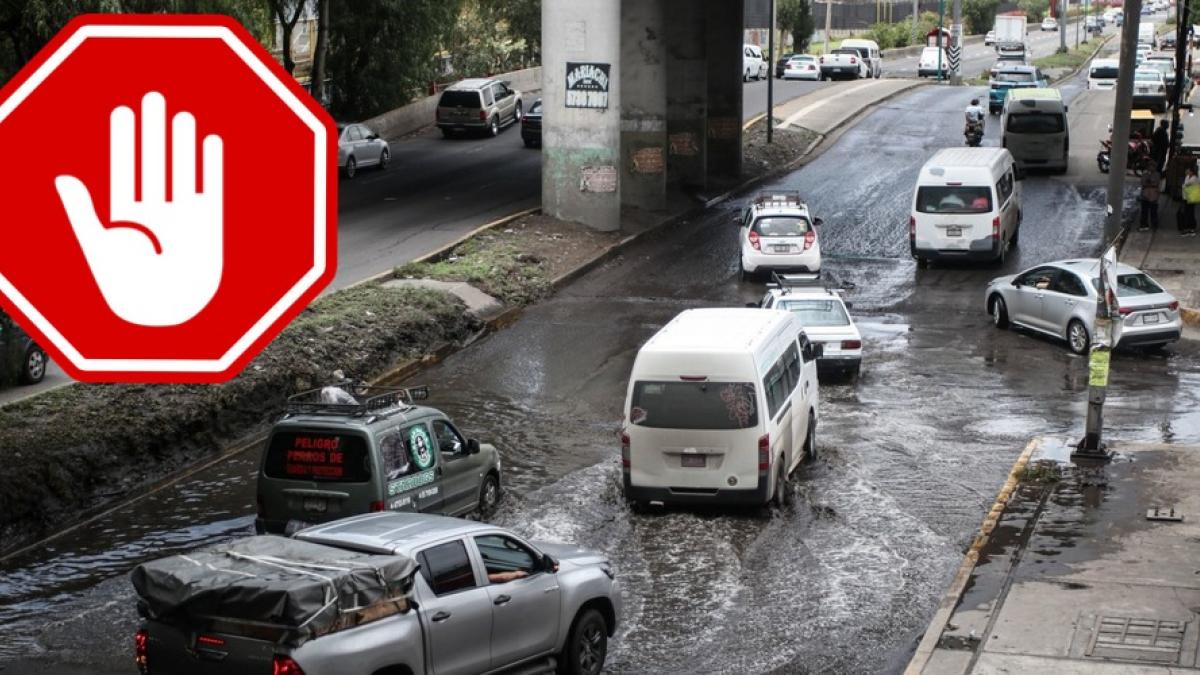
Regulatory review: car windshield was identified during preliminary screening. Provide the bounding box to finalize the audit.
[1090,273,1166,296]
[790,56,814,63]
[778,299,851,326]
[916,186,993,214]
[630,381,758,430]
[1090,66,1119,78]
[263,432,371,482]
[995,71,1035,83]
[753,216,810,236]
[439,90,480,107]
[1006,112,1065,134]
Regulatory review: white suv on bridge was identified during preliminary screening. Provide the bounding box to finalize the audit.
[738,191,824,280]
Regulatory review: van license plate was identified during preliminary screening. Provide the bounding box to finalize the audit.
[303,497,327,513]
[681,455,706,468]
[945,226,962,237]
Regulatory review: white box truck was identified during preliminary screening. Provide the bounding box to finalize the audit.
[994,15,1028,47]
[1139,21,1157,47]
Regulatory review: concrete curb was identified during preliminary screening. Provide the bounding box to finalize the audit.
[904,437,1042,675]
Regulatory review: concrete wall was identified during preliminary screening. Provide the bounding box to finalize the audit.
[363,66,543,140]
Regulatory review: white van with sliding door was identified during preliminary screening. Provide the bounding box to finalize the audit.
[621,308,820,510]
[1087,58,1119,89]
[910,147,1023,267]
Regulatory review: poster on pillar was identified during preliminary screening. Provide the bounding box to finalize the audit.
[565,62,611,109]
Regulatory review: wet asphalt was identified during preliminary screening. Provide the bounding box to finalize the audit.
[5,70,1200,674]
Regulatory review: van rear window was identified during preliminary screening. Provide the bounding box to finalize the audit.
[263,432,371,482]
[631,381,758,430]
[1006,112,1065,134]
[1090,66,1118,79]
[916,186,993,214]
[439,90,480,108]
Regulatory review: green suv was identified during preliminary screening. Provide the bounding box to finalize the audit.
[255,385,502,535]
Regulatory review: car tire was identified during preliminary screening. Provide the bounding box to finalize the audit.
[513,101,523,124]
[20,345,47,384]
[559,608,607,675]
[441,127,454,139]
[1067,319,1091,355]
[343,156,356,179]
[476,472,501,520]
[378,148,390,170]
[990,295,1010,329]
[804,412,818,463]
[524,138,536,148]
[489,116,500,137]
[1011,223,1020,247]
[916,256,929,269]
[773,464,789,508]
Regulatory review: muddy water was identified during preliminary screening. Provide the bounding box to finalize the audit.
[6,81,1200,673]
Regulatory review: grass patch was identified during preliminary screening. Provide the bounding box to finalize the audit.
[1033,39,1105,72]
[1019,462,1063,484]
[394,231,551,306]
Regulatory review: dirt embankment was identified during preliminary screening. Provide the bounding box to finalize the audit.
[0,286,476,552]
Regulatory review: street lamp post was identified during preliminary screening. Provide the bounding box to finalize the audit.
[938,0,945,82]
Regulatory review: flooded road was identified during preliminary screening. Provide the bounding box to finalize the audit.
[5,79,1200,674]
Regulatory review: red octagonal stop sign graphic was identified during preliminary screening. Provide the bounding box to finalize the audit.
[0,14,336,383]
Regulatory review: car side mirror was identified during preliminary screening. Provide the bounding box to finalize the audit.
[467,438,481,455]
[1014,166,1026,181]
[542,554,559,573]
[1012,279,1021,287]
[812,217,824,227]
[844,301,854,310]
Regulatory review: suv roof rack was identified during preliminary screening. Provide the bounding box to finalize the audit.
[285,384,430,417]
[752,190,804,209]
[768,272,849,297]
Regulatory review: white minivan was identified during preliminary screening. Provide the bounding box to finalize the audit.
[621,308,820,509]
[840,38,883,78]
[1087,58,1119,89]
[910,147,1024,267]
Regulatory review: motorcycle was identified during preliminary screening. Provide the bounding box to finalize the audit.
[1097,137,1154,175]
[964,120,984,147]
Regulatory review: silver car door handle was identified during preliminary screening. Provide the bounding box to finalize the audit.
[544,586,560,593]
[431,611,452,622]
[493,594,512,606]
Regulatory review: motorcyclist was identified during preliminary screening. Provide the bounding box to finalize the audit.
[964,99,986,135]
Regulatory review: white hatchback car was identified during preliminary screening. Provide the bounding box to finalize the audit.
[737,191,823,280]
[759,275,863,377]
[985,259,1182,354]
[1041,17,1058,31]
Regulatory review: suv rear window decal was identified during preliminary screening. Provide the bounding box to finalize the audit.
[263,432,370,482]
[408,425,435,470]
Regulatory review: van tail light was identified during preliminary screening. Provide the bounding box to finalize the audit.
[909,216,916,241]
[748,230,761,251]
[273,656,306,675]
[841,339,862,349]
[478,109,487,120]
[758,434,770,472]
[992,216,1001,240]
[803,230,816,251]
[196,635,225,647]
[369,500,386,512]
[1169,300,1180,311]
[850,57,857,64]
[620,430,630,469]
[1118,306,1133,315]
[135,628,148,673]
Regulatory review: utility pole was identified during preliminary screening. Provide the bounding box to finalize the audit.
[768,0,775,144]
[912,0,920,46]
[1171,0,1191,151]
[1104,0,1144,246]
[1082,0,1089,44]
[1078,245,1118,457]
[937,0,945,82]
[951,0,963,84]
[1059,0,1069,52]
[824,0,833,53]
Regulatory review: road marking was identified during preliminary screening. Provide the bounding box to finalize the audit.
[778,80,887,129]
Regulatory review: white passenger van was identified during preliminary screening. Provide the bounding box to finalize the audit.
[910,147,1023,267]
[621,308,820,509]
[840,38,883,78]
[1002,88,1069,173]
[1087,58,1119,89]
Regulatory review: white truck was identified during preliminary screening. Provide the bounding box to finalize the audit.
[993,15,1028,49]
[818,47,869,80]
[1139,21,1157,47]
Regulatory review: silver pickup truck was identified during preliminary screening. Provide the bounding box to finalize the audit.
[133,513,621,675]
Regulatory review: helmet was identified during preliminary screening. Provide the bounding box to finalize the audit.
[970,98,980,105]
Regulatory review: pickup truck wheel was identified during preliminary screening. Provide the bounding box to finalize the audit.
[476,473,500,520]
[804,412,818,463]
[560,608,607,675]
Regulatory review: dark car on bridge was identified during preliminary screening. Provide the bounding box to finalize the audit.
[521,98,542,148]
[774,52,796,77]
[0,310,47,385]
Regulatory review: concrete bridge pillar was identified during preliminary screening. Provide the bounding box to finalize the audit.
[620,0,668,211]
[705,0,744,182]
[541,0,622,232]
[665,0,707,189]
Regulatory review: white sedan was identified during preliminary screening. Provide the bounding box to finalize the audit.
[760,279,863,377]
[1041,17,1059,31]
[782,54,822,80]
[985,30,997,45]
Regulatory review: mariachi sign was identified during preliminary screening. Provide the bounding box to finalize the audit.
[565,62,610,109]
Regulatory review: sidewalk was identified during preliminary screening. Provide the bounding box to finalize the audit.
[1122,200,1200,336]
[908,437,1200,674]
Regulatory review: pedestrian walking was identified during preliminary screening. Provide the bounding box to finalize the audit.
[1152,119,1170,173]
[1139,167,1161,231]
[1180,165,1200,236]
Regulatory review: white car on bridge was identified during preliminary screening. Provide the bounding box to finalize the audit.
[738,191,823,280]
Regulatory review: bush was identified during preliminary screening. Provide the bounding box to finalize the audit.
[1018,0,1050,23]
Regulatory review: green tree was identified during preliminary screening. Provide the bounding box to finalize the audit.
[779,0,816,52]
[476,0,539,66]
[963,0,999,34]
[327,0,461,120]
[1017,0,1049,23]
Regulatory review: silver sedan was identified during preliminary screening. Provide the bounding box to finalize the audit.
[337,122,390,179]
[985,259,1181,354]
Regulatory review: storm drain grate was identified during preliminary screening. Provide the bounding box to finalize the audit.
[1086,616,1188,664]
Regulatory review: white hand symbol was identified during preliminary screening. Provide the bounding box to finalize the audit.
[55,91,223,327]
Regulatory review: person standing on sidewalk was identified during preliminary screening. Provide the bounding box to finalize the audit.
[1152,120,1170,173]
[1139,167,1161,232]
[1181,165,1200,236]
